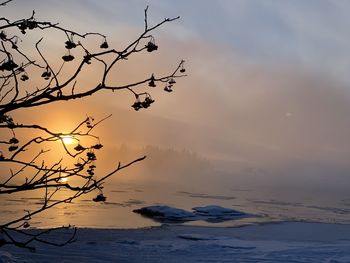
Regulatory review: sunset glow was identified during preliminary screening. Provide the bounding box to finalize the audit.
[61,135,75,145]
[59,177,68,183]
[2,1,350,261]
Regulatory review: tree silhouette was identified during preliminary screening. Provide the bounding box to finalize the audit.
[0,0,185,250]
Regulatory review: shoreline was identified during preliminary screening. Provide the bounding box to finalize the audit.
[25,218,350,231]
[83,219,350,229]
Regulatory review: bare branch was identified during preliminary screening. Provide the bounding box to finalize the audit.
[0,3,186,251]
[0,0,13,6]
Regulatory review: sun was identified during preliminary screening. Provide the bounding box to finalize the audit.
[61,135,75,145]
[59,177,68,183]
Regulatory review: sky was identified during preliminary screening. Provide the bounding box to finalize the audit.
[3,0,350,192]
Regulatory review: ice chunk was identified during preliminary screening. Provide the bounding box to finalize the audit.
[133,205,196,222]
[193,205,245,216]
[134,205,248,223]
[192,205,246,222]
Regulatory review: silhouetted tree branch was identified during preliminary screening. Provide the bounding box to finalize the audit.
[0,0,13,7]
[0,2,186,250]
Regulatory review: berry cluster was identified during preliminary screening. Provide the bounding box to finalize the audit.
[164,78,177,92]
[17,19,37,34]
[41,67,51,80]
[8,137,19,152]
[146,39,158,52]
[131,95,155,111]
[0,59,18,71]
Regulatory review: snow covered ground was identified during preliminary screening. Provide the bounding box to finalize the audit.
[1,221,350,263]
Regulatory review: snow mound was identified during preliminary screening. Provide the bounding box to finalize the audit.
[193,205,244,216]
[133,206,196,222]
[134,205,247,223]
[193,205,246,222]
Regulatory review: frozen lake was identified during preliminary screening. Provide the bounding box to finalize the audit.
[1,181,350,229]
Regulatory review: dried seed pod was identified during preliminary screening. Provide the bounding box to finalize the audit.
[18,22,27,32]
[87,151,96,161]
[41,69,51,80]
[62,54,75,62]
[148,80,156,87]
[100,40,109,49]
[8,145,18,152]
[145,96,155,104]
[148,74,156,87]
[74,144,86,151]
[164,86,173,92]
[20,74,29,81]
[168,78,176,85]
[86,121,93,128]
[1,60,18,71]
[0,31,6,40]
[146,39,158,52]
[92,144,103,150]
[65,41,77,49]
[93,193,106,202]
[9,137,19,144]
[142,101,150,108]
[131,100,142,111]
[27,20,37,30]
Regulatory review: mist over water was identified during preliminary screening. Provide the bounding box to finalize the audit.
[1,145,350,229]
